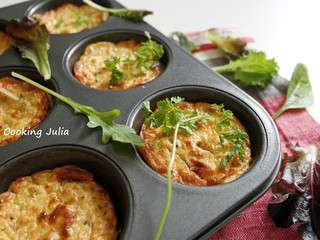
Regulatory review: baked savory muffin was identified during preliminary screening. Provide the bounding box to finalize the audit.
[139,99,252,186]
[0,76,51,146]
[74,39,163,90]
[0,166,117,240]
[33,3,108,34]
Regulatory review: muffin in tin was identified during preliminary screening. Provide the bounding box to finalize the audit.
[0,76,51,146]
[33,3,108,34]
[139,99,252,186]
[0,166,117,239]
[73,36,164,90]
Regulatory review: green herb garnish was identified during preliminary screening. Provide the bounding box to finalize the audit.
[213,51,279,88]
[54,19,64,29]
[74,12,89,27]
[206,31,247,58]
[170,31,196,53]
[213,104,249,167]
[104,32,164,83]
[5,17,51,80]
[12,72,143,145]
[143,97,212,240]
[105,56,125,84]
[83,0,153,21]
[136,32,164,73]
[273,63,314,119]
[219,129,248,167]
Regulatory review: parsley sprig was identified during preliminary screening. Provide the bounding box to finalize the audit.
[104,32,164,85]
[143,97,211,240]
[213,104,249,167]
[136,32,164,73]
[105,56,125,84]
[144,97,212,135]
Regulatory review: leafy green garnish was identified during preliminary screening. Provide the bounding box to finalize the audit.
[136,32,164,73]
[11,72,143,145]
[5,18,51,80]
[170,31,196,53]
[104,32,164,83]
[83,0,153,21]
[74,12,89,27]
[206,31,247,58]
[144,97,211,135]
[219,129,248,167]
[212,104,249,167]
[273,63,314,119]
[105,56,125,84]
[143,97,212,240]
[54,19,64,29]
[213,51,279,88]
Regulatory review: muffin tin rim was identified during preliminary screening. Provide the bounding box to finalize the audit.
[61,28,173,92]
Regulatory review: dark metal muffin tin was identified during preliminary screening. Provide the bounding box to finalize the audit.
[0,0,281,239]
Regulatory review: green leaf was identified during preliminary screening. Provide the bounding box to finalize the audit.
[170,32,196,53]
[273,63,314,119]
[6,17,51,80]
[83,0,153,21]
[136,32,164,73]
[206,31,247,57]
[11,72,144,145]
[213,51,279,88]
[105,56,125,84]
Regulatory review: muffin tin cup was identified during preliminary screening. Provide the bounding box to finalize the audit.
[63,29,171,91]
[0,144,134,239]
[0,1,281,239]
[127,85,267,187]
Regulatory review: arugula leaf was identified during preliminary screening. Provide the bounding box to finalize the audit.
[273,63,314,119]
[11,72,143,145]
[206,31,247,58]
[83,0,153,21]
[105,56,125,84]
[170,32,196,53]
[5,17,51,80]
[136,31,164,73]
[213,51,279,88]
[0,86,19,101]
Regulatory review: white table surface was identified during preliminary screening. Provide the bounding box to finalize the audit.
[1,0,319,122]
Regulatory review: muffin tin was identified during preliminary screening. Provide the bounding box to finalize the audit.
[0,0,281,239]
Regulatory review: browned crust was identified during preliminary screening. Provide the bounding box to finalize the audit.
[73,40,162,90]
[0,166,117,240]
[33,3,108,34]
[0,32,13,55]
[139,101,252,186]
[0,76,51,146]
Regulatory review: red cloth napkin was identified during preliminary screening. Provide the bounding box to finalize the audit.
[184,29,320,240]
